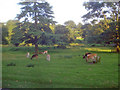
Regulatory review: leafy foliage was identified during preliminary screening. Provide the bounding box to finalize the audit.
[6,20,19,44]
[82,1,120,52]
[1,23,8,45]
[82,2,119,23]
[54,25,71,43]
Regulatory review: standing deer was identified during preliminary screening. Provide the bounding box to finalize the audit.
[26,52,30,58]
[46,54,50,61]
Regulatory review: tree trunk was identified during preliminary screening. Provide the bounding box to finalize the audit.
[116,5,120,53]
[116,32,120,53]
[35,44,38,54]
[116,46,120,53]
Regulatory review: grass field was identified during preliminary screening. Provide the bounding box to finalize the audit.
[2,46,119,88]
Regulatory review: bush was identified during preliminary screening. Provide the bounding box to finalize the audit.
[88,44,103,47]
[86,36,103,44]
[7,62,16,66]
[91,44,96,47]
[14,43,19,47]
[57,45,66,49]
[75,39,83,43]
[26,64,34,67]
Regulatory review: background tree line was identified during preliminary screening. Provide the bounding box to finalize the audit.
[1,0,120,52]
[1,20,83,45]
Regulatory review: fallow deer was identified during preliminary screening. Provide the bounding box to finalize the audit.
[26,52,30,58]
[46,54,50,61]
[43,51,48,54]
[31,54,38,60]
[83,52,92,59]
[86,53,97,62]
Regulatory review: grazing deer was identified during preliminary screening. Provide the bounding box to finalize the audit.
[83,52,92,59]
[43,51,48,54]
[86,53,97,62]
[31,54,38,60]
[26,52,30,58]
[46,54,50,61]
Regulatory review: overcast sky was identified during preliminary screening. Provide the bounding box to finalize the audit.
[0,0,88,25]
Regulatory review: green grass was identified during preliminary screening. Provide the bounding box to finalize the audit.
[2,46,118,88]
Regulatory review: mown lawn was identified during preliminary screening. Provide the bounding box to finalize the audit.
[2,46,118,88]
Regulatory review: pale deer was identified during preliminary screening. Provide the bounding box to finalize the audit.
[26,52,30,58]
[43,51,48,54]
[46,54,50,61]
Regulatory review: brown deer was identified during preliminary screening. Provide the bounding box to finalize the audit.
[31,54,38,60]
[86,53,97,62]
[83,52,92,59]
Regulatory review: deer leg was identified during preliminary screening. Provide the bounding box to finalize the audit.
[36,56,38,59]
[86,58,88,62]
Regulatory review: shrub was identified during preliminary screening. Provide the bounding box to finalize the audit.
[14,43,19,47]
[57,45,66,49]
[75,39,83,43]
[26,64,34,67]
[7,62,16,66]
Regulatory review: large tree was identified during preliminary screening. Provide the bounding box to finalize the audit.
[82,1,120,52]
[16,0,55,53]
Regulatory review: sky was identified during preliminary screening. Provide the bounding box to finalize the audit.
[0,0,88,25]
